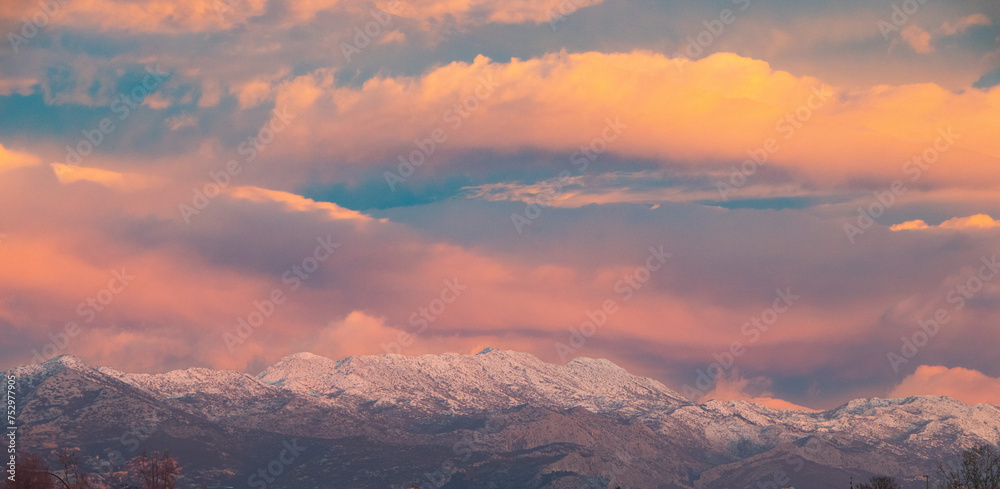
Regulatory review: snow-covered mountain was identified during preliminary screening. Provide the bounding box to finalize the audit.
[256,349,689,415]
[6,350,999,489]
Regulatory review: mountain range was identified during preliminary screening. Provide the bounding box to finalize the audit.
[6,349,999,489]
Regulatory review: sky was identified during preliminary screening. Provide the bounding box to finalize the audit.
[1,0,1000,411]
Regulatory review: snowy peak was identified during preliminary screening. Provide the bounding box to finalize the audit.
[257,350,690,414]
[101,366,274,399]
[45,354,90,369]
[5,354,96,382]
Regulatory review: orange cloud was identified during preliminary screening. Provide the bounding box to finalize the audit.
[50,163,155,190]
[941,214,1000,229]
[227,186,381,221]
[889,365,1000,405]
[891,214,1000,231]
[890,219,930,231]
[0,144,40,172]
[267,51,1000,190]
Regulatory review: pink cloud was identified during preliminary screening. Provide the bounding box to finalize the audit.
[901,25,933,53]
[889,366,1000,405]
[695,374,818,411]
[939,14,992,36]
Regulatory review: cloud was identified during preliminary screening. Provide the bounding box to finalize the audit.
[227,186,381,221]
[940,214,1000,229]
[901,25,934,53]
[234,77,282,110]
[889,365,1000,405]
[939,14,992,36]
[4,147,1000,408]
[696,374,818,412]
[165,114,198,131]
[392,0,604,26]
[891,214,1000,231]
[0,0,270,33]
[4,3,1000,410]
[459,170,817,208]
[378,30,406,44]
[0,144,40,172]
[890,219,930,231]
[0,77,36,96]
[262,50,1000,192]
[309,310,397,358]
[0,0,604,34]
[50,163,155,190]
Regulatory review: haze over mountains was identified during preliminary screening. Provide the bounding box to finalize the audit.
[7,350,999,489]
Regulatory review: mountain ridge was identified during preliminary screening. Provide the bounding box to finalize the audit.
[6,351,999,489]
[12,351,999,415]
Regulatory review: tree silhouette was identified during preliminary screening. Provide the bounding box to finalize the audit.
[129,452,178,489]
[938,444,1000,489]
[858,475,902,489]
[54,448,93,489]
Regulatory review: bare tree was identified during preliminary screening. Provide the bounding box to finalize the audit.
[129,452,178,489]
[939,444,1000,489]
[858,475,902,489]
[54,449,93,489]
[4,453,55,489]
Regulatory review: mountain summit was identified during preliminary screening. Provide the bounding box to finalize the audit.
[256,349,689,414]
